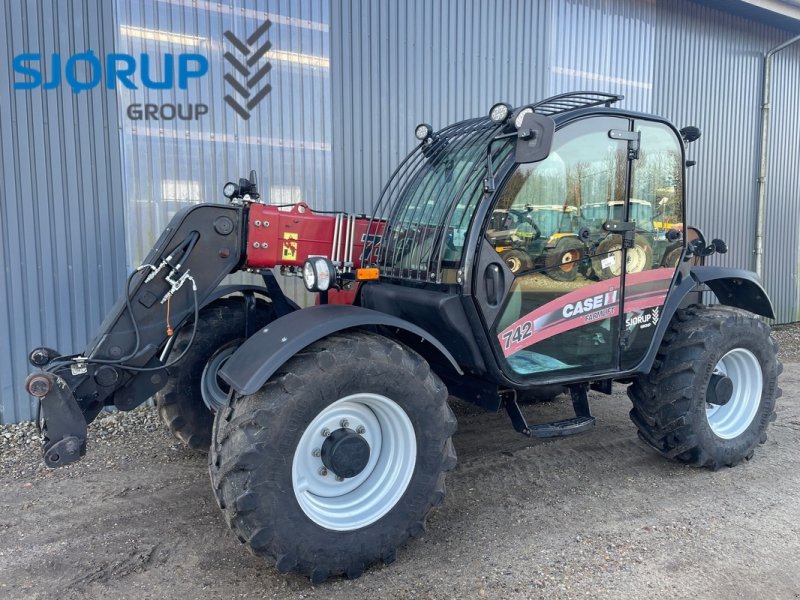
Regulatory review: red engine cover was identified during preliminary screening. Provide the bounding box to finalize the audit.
[245,202,383,269]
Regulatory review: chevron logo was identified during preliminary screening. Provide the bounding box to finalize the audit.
[223,19,272,120]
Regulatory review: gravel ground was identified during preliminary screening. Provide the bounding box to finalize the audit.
[0,322,798,598]
[772,320,800,362]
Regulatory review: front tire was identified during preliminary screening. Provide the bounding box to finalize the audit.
[209,331,457,582]
[155,297,273,451]
[628,305,781,469]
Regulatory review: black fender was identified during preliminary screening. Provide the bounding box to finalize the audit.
[690,266,774,319]
[218,304,463,395]
[634,266,774,375]
[200,284,270,309]
[200,284,300,310]
[200,283,301,312]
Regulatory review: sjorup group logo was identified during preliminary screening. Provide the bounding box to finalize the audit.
[223,19,273,120]
[11,19,273,122]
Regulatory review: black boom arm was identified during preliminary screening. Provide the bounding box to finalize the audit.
[25,203,248,466]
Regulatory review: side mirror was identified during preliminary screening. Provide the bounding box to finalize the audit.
[515,113,555,164]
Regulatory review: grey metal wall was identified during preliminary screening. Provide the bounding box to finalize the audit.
[114,0,331,309]
[2,0,799,423]
[114,0,332,269]
[331,0,800,322]
[0,0,127,424]
[763,41,800,322]
[331,0,549,214]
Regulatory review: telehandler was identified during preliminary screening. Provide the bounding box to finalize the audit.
[25,92,781,583]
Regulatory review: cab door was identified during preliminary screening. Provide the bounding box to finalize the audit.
[475,116,684,381]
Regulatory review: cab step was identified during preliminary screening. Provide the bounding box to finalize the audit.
[504,383,595,439]
[524,415,595,438]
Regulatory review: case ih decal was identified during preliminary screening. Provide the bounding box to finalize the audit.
[498,268,675,357]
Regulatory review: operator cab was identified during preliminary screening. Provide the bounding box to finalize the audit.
[358,92,687,395]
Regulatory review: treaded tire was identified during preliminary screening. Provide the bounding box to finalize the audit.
[545,237,584,282]
[500,248,533,274]
[592,234,652,280]
[628,305,782,469]
[209,331,457,583]
[155,296,273,451]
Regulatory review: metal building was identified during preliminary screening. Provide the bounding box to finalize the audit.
[1,0,799,423]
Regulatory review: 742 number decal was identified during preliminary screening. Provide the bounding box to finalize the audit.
[501,321,532,350]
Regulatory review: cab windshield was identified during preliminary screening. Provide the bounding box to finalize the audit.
[374,119,511,280]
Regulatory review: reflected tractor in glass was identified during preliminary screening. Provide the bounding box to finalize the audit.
[25,92,781,583]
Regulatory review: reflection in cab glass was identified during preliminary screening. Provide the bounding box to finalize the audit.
[487,118,684,378]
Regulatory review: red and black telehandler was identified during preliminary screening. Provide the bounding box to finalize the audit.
[26,92,781,582]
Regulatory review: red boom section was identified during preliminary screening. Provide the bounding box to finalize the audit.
[245,202,384,269]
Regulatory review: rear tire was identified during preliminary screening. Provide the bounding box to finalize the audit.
[500,249,533,274]
[155,297,273,451]
[209,331,457,582]
[627,305,781,469]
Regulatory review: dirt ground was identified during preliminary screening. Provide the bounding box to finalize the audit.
[1,331,799,599]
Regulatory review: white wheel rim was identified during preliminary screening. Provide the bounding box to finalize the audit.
[626,245,648,272]
[292,393,417,531]
[604,244,622,276]
[705,348,763,439]
[507,256,521,272]
[200,345,237,412]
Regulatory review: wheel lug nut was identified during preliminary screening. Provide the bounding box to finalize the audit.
[340,419,349,428]
[312,448,321,457]
[335,475,344,482]
[319,467,328,476]
[356,425,366,434]
[321,428,330,437]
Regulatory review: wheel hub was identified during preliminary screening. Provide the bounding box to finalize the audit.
[707,373,734,406]
[321,428,370,478]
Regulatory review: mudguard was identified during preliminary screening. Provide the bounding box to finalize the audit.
[634,265,774,375]
[690,266,775,319]
[200,284,270,308]
[218,304,463,395]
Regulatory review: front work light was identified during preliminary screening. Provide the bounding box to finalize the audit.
[489,102,511,124]
[414,123,433,141]
[513,107,534,129]
[302,257,336,292]
[223,182,238,198]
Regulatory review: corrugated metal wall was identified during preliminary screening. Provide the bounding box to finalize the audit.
[331,0,550,214]
[2,0,799,422]
[114,0,331,307]
[0,0,126,424]
[330,0,800,323]
[763,43,800,322]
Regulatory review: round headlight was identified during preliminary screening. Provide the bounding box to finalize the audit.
[223,182,238,198]
[514,107,534,129]
[314,257,332,292]
[302,257,336,292]
[303,260,316,290]
[489,102,511,124]
[414,123,432,141]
